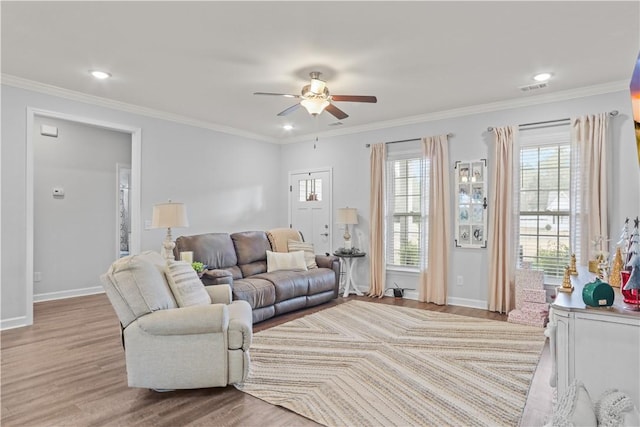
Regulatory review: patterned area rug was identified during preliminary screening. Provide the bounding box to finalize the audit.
[236,300,546,427]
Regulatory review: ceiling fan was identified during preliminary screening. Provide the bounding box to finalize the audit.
[254,71,377,120]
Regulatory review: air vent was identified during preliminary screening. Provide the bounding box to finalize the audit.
[519,82,549,92]
[328,122,343,126]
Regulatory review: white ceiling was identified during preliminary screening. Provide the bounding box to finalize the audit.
[2,1,639,143]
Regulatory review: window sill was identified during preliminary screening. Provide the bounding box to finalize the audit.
[386,266,420,274]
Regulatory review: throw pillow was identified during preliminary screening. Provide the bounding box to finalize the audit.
[595,389,640,427]
[165,260,212,307]
[266,250,308,273]
[550,380,597,427]
[266,228,302,252]
[287,239,318,269]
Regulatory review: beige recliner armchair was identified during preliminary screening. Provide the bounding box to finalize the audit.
[100,251,252,390]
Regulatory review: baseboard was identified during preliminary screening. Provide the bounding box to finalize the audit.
[1,316,29,330]
[447,296,488,310]
[34,286,104,303]
[396,291,487,310]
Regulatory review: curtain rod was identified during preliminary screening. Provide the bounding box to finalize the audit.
[365,133,453,148]
[486,110,619,132]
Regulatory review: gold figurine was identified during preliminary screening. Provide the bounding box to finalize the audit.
[569,254,578,276]
[557,265,574,293]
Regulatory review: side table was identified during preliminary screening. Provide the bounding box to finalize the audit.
[333,252,366,297]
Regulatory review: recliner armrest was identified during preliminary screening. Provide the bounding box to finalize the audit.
[227,300,253,351]
[315,255,340,271]
[201,269,234,286]
[206,284,232,304]
[136,304,229,335]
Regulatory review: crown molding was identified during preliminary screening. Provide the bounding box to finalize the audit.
[2,74,627,145]
[1,74,277,144]
[280,80,629,144]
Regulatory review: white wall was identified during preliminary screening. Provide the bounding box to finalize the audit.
[280,90,640,307]
[33,116,131,300]
[1,84,283,328]
[3,83,638,328]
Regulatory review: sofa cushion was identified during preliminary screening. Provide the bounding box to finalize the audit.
[255,270,310,302]
[266,228,302,252]
[287,239,318,269]
[231,231,271,277]
[266,250,307,273]
[174,233,238,270]
[305,268,337,294]
[232,278,276,309]
[103,251,177,327]
[165,260,212,307]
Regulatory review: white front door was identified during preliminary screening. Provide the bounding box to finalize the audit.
[289,169,332,255]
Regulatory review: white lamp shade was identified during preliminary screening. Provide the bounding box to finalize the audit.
[300,98,330,115]
[337,208,358,225]
[151,202,189,228]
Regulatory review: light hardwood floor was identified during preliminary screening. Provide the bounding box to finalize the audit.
[1,294,552,426]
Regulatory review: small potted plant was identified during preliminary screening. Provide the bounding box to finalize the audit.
[191,261,206,277]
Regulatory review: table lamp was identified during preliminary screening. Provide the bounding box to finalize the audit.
[151,200,189,260]
[337,207,358,250]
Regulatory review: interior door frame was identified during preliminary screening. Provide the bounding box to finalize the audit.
[288,167,333,251]
[25,107,141,326]
[116,163,132,260]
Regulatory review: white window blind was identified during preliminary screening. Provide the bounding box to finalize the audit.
[518,124,575,279]
[385,150,429,269]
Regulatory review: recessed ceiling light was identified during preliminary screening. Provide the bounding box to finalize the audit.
[533,72,552,82]
[90,70,111,79]
[283,124,294,131]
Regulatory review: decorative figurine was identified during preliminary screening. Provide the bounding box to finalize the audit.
[569,253,578,276]
[610,247,624,288]
[557,265,574,293]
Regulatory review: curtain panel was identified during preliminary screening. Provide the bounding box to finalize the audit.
[488,126,518,313]
[418,135,451,305]
[368,143,386,298]
[570,113,608,264]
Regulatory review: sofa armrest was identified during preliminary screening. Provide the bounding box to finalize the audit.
[206,284,232,304]
[316,254,340,272]
[135,304,229,335]
[226,300,253,351]
[201,269,234,286]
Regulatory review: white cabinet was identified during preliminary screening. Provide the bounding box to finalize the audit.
[548,268,640,404]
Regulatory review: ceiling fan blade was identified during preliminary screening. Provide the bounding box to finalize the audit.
[277,103,302,116]
[325,103,349,120]
[254,92,300,98]
[331,95,377,103]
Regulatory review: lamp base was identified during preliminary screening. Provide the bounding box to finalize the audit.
[161,228,175,260]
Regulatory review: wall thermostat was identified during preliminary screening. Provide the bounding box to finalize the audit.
[53,187,65,198]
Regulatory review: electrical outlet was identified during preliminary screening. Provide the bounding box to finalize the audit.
[456,275,463,286]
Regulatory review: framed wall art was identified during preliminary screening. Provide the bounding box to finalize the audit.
[454,159,487,248]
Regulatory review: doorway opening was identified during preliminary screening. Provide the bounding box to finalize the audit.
[25,107,141,326]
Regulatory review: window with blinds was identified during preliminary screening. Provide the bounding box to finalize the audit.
[386,155,429,269]
[518,124,573,279]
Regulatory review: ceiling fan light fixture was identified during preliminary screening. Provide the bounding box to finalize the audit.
[309,78,326,95]
[301,98,330,116]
